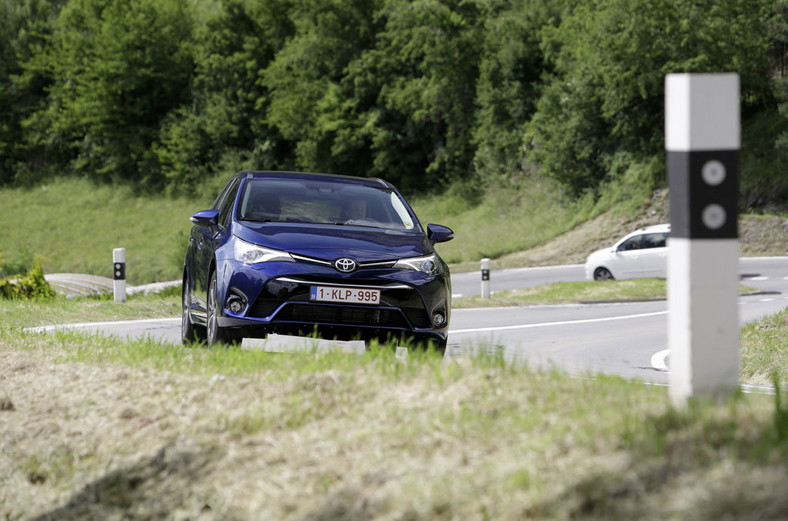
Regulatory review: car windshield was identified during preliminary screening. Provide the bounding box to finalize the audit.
[237,178,419,231]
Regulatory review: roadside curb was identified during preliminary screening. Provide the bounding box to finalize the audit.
[45,274,180,298]
[579,290,780,305]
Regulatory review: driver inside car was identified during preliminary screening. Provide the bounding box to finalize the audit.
[340,199,367,223]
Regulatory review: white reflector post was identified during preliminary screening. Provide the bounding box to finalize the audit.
[113,247,126,303]
[480,258,490,299]
[665,73,740,407]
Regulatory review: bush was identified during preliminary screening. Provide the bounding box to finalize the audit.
[0,258,56,300]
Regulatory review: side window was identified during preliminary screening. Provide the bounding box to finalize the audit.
[212,176,238,210]
[618,236,642,252]
[642,233,667,249]
[217,179,240,229]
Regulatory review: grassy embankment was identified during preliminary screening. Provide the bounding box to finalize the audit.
[0,175,640,283]
[1,178,787,519]
[0,296,786,520]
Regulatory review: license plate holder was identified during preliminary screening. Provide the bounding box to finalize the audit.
[310,286,381,305]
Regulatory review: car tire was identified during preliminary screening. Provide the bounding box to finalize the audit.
[594,267,615,281]
[207,270,235,345]
[182,274,205,345]
[416,335,447,355]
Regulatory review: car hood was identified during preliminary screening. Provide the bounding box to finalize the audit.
[586,247,614,261]
[233,222,434,262]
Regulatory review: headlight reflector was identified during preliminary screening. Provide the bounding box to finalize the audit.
[234,238,294,265]
[394,254,441,275]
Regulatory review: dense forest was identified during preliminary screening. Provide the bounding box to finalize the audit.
[2,0,788,206]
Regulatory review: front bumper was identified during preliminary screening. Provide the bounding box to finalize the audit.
[216,263,450,342]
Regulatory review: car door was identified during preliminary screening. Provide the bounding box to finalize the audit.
[638,232,668,278]
[193,177,240,301]
[613,235,646,279]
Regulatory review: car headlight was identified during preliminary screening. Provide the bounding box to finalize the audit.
[394,254,441,275]
[234,238,294,265]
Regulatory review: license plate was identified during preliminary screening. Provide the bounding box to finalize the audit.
[310,286,381,305]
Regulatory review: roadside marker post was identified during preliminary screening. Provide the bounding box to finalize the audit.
[665,73,740,407]
[481,258,491,299]
[113,247,126,303]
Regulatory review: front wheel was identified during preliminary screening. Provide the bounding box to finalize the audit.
[182,275,205,345]
[593,267,615,281]
[207,271,235,345]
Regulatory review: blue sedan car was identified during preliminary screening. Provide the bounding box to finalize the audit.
[182,171,454,351]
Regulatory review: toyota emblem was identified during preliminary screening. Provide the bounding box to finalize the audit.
[333,258,357,273]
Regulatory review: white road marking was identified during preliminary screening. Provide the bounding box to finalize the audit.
[27,317,180,333]
[449,311,667,335]
[651,349,670,372]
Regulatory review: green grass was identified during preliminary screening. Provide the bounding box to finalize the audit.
[1,178,786,519]
[455,279,668,308]
[1,313,786,519]
[1,175,644,283]
[0,178,211,284]
[454,279,761,308]
[741,309,788,386]
[0,286,182,328]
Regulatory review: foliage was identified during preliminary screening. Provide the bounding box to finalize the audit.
[525,0,775,197]
[155,0,295,196]
[472,0,564,180]
[0,0,67,185]
[24,0,194,188]
[0,258,56,300]
[2,0,788,203]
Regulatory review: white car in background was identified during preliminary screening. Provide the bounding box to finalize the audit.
[585,224,670,281]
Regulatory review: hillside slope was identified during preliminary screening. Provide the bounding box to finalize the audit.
[493,190,788,269]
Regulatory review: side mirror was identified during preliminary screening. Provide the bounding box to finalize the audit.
[427,224,455,244]
[190,209,220,228]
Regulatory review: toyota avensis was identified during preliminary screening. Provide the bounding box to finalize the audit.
[181,171,455,351]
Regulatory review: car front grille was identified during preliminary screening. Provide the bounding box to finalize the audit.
[274,304,410,329]
[402,307,431,328]
[249,298,282,318]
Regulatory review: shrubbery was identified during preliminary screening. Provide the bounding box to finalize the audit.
[1,0,787,206]
[0,258,56,301]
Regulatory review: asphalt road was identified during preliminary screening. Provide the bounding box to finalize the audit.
[35,257,788,387]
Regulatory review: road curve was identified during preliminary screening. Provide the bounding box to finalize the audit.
[35,258,788,388]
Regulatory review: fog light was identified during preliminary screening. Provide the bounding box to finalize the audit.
[432,312,446,327]
[226,294,246,314]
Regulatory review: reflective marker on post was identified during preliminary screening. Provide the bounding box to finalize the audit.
[113,247,126,303]
[481,258,490,299]
[665,73,740,407]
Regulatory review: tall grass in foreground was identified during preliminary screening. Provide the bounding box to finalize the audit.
[1,325,786,520]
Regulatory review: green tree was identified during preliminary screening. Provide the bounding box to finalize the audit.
[28,0,194,188]
[526,0,774,197]
[0,0,66,185]
[156,0,295,194]
[473,0,563,180]
[262,0,382,177]
[346,0,489,192]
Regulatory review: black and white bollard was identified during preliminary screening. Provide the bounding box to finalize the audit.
[665,73,740,407]
[113,247,126,303]
[480,258,490,299]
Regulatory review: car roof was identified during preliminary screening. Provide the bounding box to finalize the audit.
[617,223,670,243]
[633,223,670,234]
[240,170,393,189]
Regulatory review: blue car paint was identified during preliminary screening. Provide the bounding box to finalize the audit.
[182,170,453,349]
